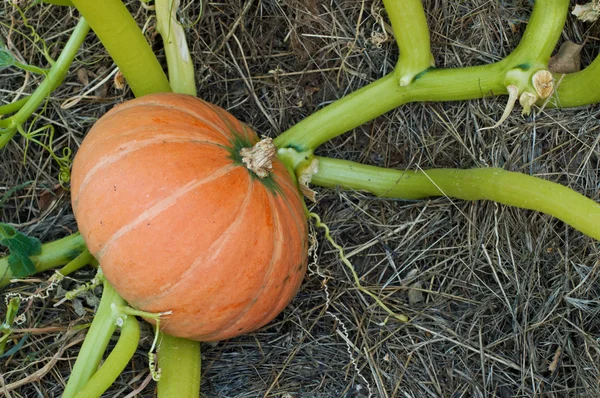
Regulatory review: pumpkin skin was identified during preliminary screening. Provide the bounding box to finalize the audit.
[71,93,308,341]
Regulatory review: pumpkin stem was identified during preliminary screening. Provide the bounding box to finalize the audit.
[240,138,277,178]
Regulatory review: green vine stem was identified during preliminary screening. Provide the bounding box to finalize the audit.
[8,60,48,76]
[58,249,94,276]
[308,212,409,322]
[551,53,600,106]
[0,97,29,116]
[70,0,172,97]
[384,0,433,86]
[274,0,569,151]
[501,0,569,68]
[0,18,90,147]
[0,233,87,289]
[62,278,127,398]
[0,297,21,355]
[311,156,600,241]
[155,0,197,96]
[157,333,202,397]
[73,315,140,398]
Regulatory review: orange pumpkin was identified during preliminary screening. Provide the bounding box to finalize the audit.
[71,93,308,341]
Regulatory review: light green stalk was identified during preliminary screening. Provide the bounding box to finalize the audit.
[502,0,569,68]
[312,157,600,241]
[70,0,172,97]
[274,0,569,151]
[155,0,197,96]
[9,60,48,76]
[58,249,94,276]
[0,297,21,355]
[62,279,128,398]
[157,334,202,397]
[0,18,90,147]
[74,316,140,398]
[384,0,433,86]
[550,54,600,106]
[0,97,29,116]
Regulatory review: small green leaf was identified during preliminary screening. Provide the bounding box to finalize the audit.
[0,224,42,278]
[0,47,16,68]
[0,47,47,75]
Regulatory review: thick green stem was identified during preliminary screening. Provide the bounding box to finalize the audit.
[0,18,90,148]
[157,333,201,398]
[73,316,140,398]
[71,0,172,97]
[312,157,600,240]
[62,280,126,398]
[274,0,569,151]
[384,0,433,86]
[274,73,407,152]
[155,0,197,96]
[502,0,569,68]
[273,62,510,151]
[58,249,94,276]
[551,53,600,106]
[0,233,87,289]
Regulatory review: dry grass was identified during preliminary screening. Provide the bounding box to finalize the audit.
[1,0,600,397]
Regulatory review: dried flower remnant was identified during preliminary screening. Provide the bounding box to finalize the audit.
[572,2,600,22]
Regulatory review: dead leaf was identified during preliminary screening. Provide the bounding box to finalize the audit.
[38,185,66,213]
[76,68,89,86]
[299,184,317,202]
[548,346,562,373]
[114,70,127,91]
[95,66,109,98]
[572,3,600,22]
[72,298,86,317]
[549,41,582,74]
